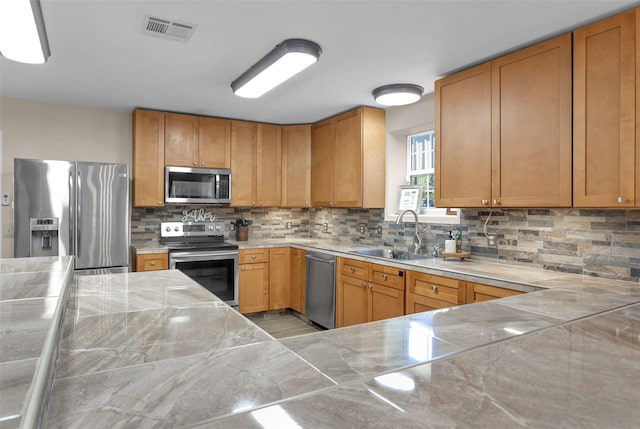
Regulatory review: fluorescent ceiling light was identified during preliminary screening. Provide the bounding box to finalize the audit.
[373,84,424,106]
[232,39,321,98]
[0,0,50,64]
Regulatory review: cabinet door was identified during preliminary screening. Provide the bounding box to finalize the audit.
[491,33,572,207]
[231,121,258,206]
[361,107,386,208]
[435,63,492,208]
[199,117,231,168]
[369,283,404,322]
[133,109,165,207]
[165,113,199,167]
[269,247,290,310]
[257,124,282,206]
[466,282,523,303]
[282,125,311,207]
[573,10,635,207]
[310,118,335,207]
[289,248,307,314]
[239,262,269,314]
[337,275,368,328]
[334,109,362,207]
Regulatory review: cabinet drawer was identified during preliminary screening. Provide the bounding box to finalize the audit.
[136,253,168,272]
[339,257,368,280]
[239,248,268,264]
[369,263,404,291]
[467,282,523,303]
[406,292,453,314]
[407,271,464,305]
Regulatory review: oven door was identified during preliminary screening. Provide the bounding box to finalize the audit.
[169,250,239,307]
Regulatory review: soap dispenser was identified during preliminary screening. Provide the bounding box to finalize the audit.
[445,231,456,254]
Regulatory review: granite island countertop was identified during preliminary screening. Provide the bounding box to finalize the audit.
[4,251,639,428]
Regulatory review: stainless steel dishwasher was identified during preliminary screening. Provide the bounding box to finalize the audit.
[305,252,336,329]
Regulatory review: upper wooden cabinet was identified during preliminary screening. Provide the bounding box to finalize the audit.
[231,121,282,207]
[311,107,386,208]
[165,113,231,168]
[435,63,492,208]
[133,109,165,207]
[435,34,572,208]
[282,125,311,207]
[573,10,636,207]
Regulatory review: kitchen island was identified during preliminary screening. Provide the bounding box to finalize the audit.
[1,249,639,428]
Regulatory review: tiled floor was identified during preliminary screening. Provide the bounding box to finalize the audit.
[246,310,323,338]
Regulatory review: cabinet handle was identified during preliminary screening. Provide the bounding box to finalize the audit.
[252,201,256,205]
[382,274,388,281]
[158,201,162,205]
[242,266,246,271]
[492,199,500,205]
[150,261,156,266]
[481,199,489,205]
[432,285,438,292]
[361,283,366,288]
[618,196,628,203]
[201,162,205,166]
[350,267,355,272]
[368,284,372,290]
[305,201,309,206]
[252,255,256,259]
[259,201,263,205]
[193,162,197,166]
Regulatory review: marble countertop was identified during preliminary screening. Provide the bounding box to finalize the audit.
[18,258,635,428]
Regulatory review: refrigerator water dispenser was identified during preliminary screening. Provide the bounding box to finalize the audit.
[30,217,59,257]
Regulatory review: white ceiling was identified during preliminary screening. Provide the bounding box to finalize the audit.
[1,0,638,124]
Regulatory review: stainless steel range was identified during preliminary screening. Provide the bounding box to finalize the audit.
[160,221,239,307]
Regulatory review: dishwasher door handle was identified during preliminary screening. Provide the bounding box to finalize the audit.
[305,255,336,264]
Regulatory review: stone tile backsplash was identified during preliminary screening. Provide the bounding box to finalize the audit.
[131,206,640,282]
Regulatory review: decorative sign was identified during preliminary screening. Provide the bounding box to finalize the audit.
[182,208,216,222]
[397,186,422,212]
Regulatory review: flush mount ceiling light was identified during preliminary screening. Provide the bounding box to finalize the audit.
[0,0,50,64]
[372,84,424,106]
[231,38,322,98]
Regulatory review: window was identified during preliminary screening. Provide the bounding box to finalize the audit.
[407,130,435,209]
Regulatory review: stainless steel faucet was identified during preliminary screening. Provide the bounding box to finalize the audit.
[395,209,422,254]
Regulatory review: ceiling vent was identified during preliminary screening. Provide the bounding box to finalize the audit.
[143,16,197,43]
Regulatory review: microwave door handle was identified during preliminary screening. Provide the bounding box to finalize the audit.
[215,174,220,199]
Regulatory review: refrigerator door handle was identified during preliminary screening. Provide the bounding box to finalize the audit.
[75,170,81,260]
[68,170,75,256]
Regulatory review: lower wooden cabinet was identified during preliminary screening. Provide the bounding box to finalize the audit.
[239,249,270,314]
[134,252,168,272]
[289,248,307,314]
[336,258,405,328]
[238,247,307,315]
[466,282,524,303]
[405,271,466,314]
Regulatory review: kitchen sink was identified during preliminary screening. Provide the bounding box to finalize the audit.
[351,248,432,260]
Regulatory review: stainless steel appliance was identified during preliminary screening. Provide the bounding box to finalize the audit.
[14,158,129,274]
[165,166,231,205]
[161,221,239,307]
[305,252,336,329]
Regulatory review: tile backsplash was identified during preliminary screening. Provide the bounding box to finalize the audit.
[131,206,640,282]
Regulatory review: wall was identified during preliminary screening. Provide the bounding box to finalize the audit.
[0,97,132,256]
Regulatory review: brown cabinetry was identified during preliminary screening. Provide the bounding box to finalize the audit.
[165,113,231,168]
[573,10,636,207]
[289,248,307,314]
[269,247,290,310]
[336,258,404,327]
[466,282,523,303]
[231,121,282,207]
[238,248,269,314]
[282,125,311,207]
[435,34,572,208]
[134,252,168,272]
[311,107,385,208]
[405,271,465,314]
[133,109,165,207]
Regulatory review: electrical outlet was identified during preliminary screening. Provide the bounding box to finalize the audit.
[359,224,366,234]
[487,235,496,246]
[322,223,329,232]
[377,226,383,235]
[286,221,292,229]
[2,223,14,238]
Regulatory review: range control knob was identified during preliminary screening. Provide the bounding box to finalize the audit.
[208,225,214,231]
[174,226,179,232]
[165,226,171,232]
[215,225,222,231]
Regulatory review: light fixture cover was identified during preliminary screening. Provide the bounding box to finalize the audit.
[0,0,50,64]
[231,39,322,98]
[373,84,424,106]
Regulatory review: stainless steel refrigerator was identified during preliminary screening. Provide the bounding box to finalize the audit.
[14,158,130,274]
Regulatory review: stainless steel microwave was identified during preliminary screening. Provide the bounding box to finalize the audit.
[165,166,231,204]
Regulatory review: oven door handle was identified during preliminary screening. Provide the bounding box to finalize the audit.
[171,251,238,261]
